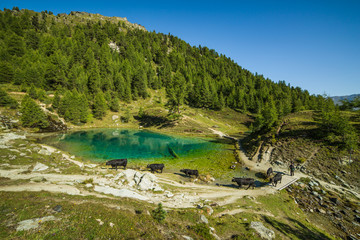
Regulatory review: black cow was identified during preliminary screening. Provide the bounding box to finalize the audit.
[266,167,273,178]
[270,172,282,187]
[232,177,255,190]
[180,169,199,178]
[106,159,127,170]
[147,163,164,173]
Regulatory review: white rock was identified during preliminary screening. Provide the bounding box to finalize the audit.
[153,185,164,192]
[105,174,114,178]
[182,236,194,240]
[38,149,52,155]
[115,169,138,183]
[94,185,149,201]
[16,216,57,231]
[250,221,275,240]
[40,145,57,154]
[96,219,104,225]
[85,183,93,188]
[203,205,214,215]
[166,193,174,198]
[9,149,20,153]
[109,222,115,228]
[112,115,119,121]
[85,164,97,168]
[32,162,49,172]
[200,215,208,224]
[30,176,46,182]
[210,232,221,240]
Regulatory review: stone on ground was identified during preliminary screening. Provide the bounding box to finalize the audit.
[32,162,49,172]
[250,221,275,240]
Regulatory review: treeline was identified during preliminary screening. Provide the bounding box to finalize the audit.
[339,96,360,111]
[0,7,333,126]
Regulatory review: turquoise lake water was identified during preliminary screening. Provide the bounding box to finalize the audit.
[42,129,221,162]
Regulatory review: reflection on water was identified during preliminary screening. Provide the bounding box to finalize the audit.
[42,129,221,162]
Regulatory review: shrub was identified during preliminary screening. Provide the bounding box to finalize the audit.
[296,157,307,164]
[191,223,214,239]
[0,88,18,109]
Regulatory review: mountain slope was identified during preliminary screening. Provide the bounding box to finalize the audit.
[0,7,331,127]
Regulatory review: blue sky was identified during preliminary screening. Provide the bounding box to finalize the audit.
[2,0,360,96]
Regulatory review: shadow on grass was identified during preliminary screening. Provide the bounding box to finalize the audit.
[219,180,268,189]
[173,172,195,178]
[134,115,175,128]
[263,216,332,240]
[208,137,235,145]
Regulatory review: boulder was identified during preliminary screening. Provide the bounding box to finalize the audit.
[114,169,138,183]
[250,221,275,240]
[32,162,49,172]
[203,205,214,215]
[115,169,162,192]
[53,205,62,212]
[200,215,208,224]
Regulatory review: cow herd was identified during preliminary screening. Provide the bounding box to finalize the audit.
[105,159,199,179]
[106,159,284,190]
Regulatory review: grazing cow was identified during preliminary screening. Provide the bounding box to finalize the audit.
[266,167,273,178]
[232,177,255,190]
[180,169,199,178]
[270,172,282,187]
[147,163,164,173]
[106,159,127,170]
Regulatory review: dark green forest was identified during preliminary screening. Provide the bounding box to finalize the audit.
[0,7,333,129]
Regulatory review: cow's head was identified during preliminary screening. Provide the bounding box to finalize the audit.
[231,178,236,182]
[180,169,185,173]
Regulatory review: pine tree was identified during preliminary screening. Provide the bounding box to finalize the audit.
[151,203,167,223]
[93,91,107,119]
[110,96,119,112]
[165,71,186,115]
[52,91,60,109]
[28,84,38,99]
[0,62,14,83]
[20,95,49,129]
[0,88,18,108]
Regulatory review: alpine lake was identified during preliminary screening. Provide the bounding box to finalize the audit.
[41,128,259,181]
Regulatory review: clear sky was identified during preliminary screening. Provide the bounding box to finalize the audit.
[2,0,360,97]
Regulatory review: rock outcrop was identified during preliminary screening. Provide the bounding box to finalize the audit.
[250,221,275,240]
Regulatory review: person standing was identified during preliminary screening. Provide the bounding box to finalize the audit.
[289,162,295,176]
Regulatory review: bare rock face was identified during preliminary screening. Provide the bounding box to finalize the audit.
[250,221,275,240]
